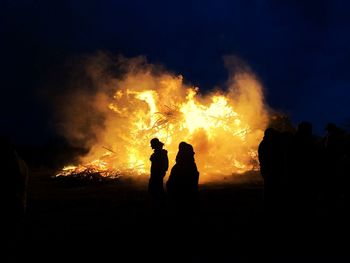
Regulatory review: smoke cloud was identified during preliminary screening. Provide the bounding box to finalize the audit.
[52,52,269,183]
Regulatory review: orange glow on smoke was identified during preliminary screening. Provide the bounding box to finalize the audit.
[56,55,269,182]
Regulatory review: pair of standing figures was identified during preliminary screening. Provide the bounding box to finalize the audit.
[148,138,199,210]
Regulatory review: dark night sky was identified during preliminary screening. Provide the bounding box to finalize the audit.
[2,0,350,144]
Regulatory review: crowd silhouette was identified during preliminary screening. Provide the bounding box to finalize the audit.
[258,121,349,219]
[148,119,350,219]
[2,120,350,261]
[147,126,350,260]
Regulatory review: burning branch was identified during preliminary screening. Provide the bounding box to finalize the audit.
[102,146,116,154]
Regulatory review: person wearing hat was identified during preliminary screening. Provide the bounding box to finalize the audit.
[149,138,169,207]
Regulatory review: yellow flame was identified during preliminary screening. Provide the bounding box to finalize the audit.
[58,57,269,183]
[62,165,77,171]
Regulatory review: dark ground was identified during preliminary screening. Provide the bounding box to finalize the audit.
[11,169,350,263]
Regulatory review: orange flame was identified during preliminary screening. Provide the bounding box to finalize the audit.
[56,55,269,183]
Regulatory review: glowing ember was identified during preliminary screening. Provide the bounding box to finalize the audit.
[55,55,269,182]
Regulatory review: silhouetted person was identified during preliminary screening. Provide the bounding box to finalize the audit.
[0,136,28,261]
[149,138,168,210]
[258,128,284,215]
[320,123,346,211]
[287,121,317,216]
[166,142,199,214]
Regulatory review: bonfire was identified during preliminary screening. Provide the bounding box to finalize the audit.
[55,56,268,183]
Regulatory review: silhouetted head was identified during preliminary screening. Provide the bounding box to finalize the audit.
[264,127,278,140]
[176,141,195,162]
[178,141,187,151]
[150,138,164,150]
[178,141,194,154]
